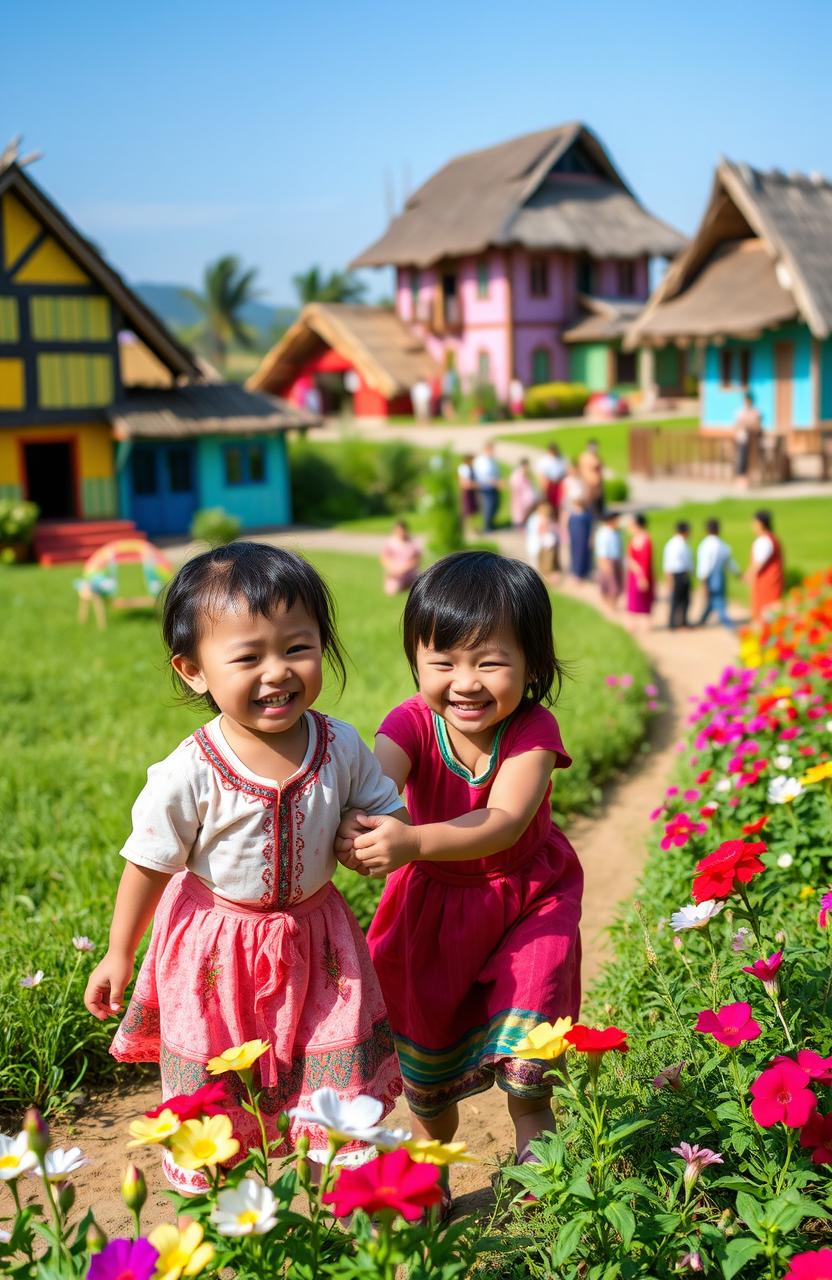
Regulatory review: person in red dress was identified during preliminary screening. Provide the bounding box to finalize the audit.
[748,509,785,620]
[336,552,583,1211]
[626,513,654,625]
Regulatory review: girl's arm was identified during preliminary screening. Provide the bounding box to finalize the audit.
[83,863,171,1019]
[351,748,557,875]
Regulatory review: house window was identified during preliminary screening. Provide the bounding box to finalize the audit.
[617,261,637,297]
[131,450,157,496]
[37,353,113,408]
[0,297,19,342]
[576,254,595,295]
[719,348,752,388]
[529,257,549,298]
[476,259,490,299]
[30,295,111,341]
[477,350,491,382]
[531,347,552,384]
[615,349,638,384]
[167,447,193,493]
[223,442,267,486]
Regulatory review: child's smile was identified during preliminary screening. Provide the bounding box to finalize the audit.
[415,628,527,745]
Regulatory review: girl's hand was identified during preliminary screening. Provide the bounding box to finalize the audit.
[84,949,135,1020]
[335,809,373,875]
[353,815,419,876]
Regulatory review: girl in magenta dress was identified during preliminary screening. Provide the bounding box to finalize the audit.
[84,543,403,1191]
[337,551,583,1186]
[626,512,655,616]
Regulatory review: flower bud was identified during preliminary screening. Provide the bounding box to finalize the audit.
[296,1135,310,1156]
[121,1162,147,1213]
[85,1219,107,1254]
[23,1108,50,1160]
[58,1182,75,1214]
[276,1112,290,1136]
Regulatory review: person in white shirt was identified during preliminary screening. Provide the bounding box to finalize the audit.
[411,378,432,423]
[525,499,560,581]
[695,517,739,628]
[594,511,624,609]
[534,442,568,511]
[472,441,503,532]
[662,521,693,629]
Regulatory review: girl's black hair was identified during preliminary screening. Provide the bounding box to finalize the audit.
[402,550,562,705]
[162,542,346,710]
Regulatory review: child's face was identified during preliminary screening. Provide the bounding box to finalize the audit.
[172,596,323,736]
[415,628,527,736]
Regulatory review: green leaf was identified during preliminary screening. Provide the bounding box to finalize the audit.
[605,1118,653,1145]
[603,1199,636,1247]
[735,1190,765,1236]
[550,1215,587,1267]
[566,1175,595,1201]
[721,1235,765,1279]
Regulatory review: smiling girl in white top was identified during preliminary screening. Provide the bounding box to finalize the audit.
[84,543,404,1191]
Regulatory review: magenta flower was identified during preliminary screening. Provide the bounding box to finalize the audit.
[742,950,784,993]
[605,674,619,687]
[661,812,708,851]
[683,788,701,802]
[695,1002,761,1048]
[670,1141,723,1189]
[87,1238,159,1280]
[619,673,634,689]
[750,1059,816,1128]
[645,683,658,697]
[773,1050,832,1083]
[818,891,832,928]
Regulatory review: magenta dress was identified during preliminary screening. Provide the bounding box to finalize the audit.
[367,696,583,1118]
[626,535,655,615]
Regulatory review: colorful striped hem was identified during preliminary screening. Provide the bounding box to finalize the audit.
[394,1007,547,1084]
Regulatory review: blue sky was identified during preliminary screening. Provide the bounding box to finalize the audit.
[5,0,831,306]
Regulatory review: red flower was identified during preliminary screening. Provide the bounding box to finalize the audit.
[564,1024,629,1054]
[145,1081,228,1122]
[741,950,783,989]
[695,1002,761,1048]
[696,769,713,785]
[784,1249,832,1279]
[691,840,767,903]
[749,1060,816,1128]
[661,812,707,851]
[773,1050,832,1083]
[799,1110,832,1164]
[322,1149,442,1221]
[742,815,769,835]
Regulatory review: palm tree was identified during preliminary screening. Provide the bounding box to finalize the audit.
[180,256,263,369]
[292,265,367,306]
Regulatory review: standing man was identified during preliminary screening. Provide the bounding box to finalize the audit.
[662,520,693,629]
[734,393,762,488]
[695,517,739,627]
[472,441,502,532]
[578,439,605,518]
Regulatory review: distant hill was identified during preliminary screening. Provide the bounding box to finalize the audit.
[134,283,296,348]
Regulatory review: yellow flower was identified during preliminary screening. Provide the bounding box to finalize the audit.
[771,685,793,699]
[514,1017,573,1060]
[148,1221,215,1280]
[126,1109,181,1149]
[800,761,832,787]
[402,1138,478,1165]
[206,1039,270,1076]
[169,1114,240,1171]
[799,885,816,901]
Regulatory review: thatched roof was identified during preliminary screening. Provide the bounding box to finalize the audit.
[248,303,440,400]
[351,123,685,269]
[0,161,201,378]
[563,295,645,343]
[110,384,319,440]
[630,159,832,345]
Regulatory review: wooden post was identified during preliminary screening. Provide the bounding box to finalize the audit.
[505,249,515,386]
[812,337,821,427]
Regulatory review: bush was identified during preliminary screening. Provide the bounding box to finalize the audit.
[289,438,424,525]
[190,507,242,547]
[458,380,503,423]
[603,476,630,504]
[524,382,589,419]
[422,450,465,557]
[0,498,39,544]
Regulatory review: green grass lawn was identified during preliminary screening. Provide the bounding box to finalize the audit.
[0,551,650,1114]
[499,416,698,477]
[642,496,832,605]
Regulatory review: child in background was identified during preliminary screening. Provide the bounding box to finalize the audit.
[84,543,404,1190]
[337,552,583,1211]
[525,499,560,582]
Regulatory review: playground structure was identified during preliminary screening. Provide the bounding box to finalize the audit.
[74,538,172,628]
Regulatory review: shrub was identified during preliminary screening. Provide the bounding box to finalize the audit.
[603,476,630,504]
[0,498,39,544]
[289,438,424,525]
[422,451,465,557]
[524,382,589,419]
[190,507,242,547]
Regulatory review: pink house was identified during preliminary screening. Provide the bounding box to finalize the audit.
[351,123,685,402]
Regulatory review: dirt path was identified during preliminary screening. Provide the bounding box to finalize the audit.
[53,549,737,1234]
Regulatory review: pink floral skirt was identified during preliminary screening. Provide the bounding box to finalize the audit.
[111,872,401,1191]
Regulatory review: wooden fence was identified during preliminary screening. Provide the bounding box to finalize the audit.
[629,429,792,484]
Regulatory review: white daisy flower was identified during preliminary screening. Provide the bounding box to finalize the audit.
[715,779,732,794]
[72,936,95,953]
[670,901,725,932]
[211,1179,278,1236]
[0,1132,38,1181]
[774,755,793,771]
[767,775,803,805]
[288,1089,388,1144]
[32,1146,89,1182]
[777,853,794,869]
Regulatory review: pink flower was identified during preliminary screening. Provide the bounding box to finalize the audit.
[619,673,634,689]
[648,699,659,711]
[683,788,701,802]
[322,1149,442,1221]
[661,812,708,851]
[666,786,680,799]
[749,1060,816,1128]
[773,1050,832,1083]
[670,1141,723,1189]
[781,727,800,740]
[783,1250,832,1279]
[799,1110,832,1164]
[605,674,619,687]
[742,950,784,993]
[649,806,664,822]
[695,1002,761,1048]
[645,683,658,697]
[818,891,832,928]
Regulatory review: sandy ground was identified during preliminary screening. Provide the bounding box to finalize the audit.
[47,563,737,1236]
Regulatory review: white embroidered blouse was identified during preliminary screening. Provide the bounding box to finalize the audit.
[120,712,402,908]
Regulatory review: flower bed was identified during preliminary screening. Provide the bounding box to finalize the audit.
[499,570,832,1276]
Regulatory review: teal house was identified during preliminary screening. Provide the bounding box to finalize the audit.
[630,160,832,444]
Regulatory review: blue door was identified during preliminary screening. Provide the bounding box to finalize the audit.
[129,442,199,535]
